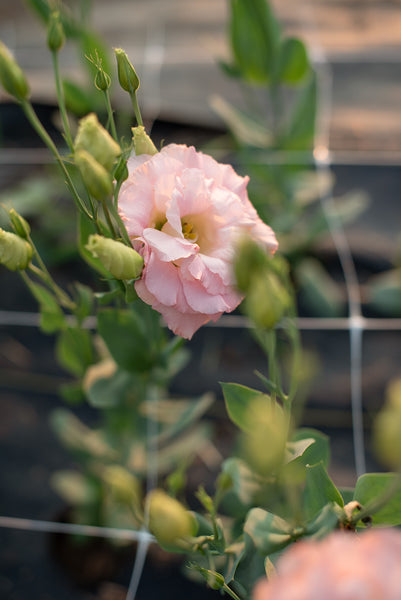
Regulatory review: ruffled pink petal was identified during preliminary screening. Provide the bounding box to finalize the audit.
[143,228,196,262]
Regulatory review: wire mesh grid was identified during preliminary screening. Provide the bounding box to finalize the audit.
[0,1,399,597]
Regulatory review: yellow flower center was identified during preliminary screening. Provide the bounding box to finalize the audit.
[181,220,198,242]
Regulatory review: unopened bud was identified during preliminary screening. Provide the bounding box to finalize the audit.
[103,465,141,506]
[75,113,121,171]
[132,126,157,156]
[85,234,144,280]
[114,156,129,183]
[0,41,30,101]
[94,66,111,91]
[114,48,140,93]
[0,228,32,270]
[242,396,288,475]
[9,208,30,239]
[147,489,196,549]
[47,11,65,52]
[245,271,291,329]
[75,149,113,200]
[234,237,270,293]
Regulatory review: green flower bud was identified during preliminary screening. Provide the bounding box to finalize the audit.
[94,66,111,91]
[47,11,65,52]
[245,271,291,329]
[114,156,129,183]
[75,149,113,201]
[132,126,158,156]
[114,48,140,93]
[9,208,30,239]
[234,237,270,293]
[147,489,197,550]
[0,228,32,270]
[103,465,141,507]
[374,379,401,469]
[241,396,288,476]
[75,113,121,171]
[85,234,144,280]
[0,41,30,101]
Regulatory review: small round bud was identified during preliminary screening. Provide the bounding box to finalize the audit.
[75,113,121,171]
[114,156,129,183]
[9,208,30,239]
[103,465,141,506]
[0,41,30,101]
[132,126,158,156]
[114,48,140,93]
[147,489,197,550]
[85,234,144,280]
[234,237,270,293]
[47,11,65,52]
[0,228,32,270]
[75,149,113,201]
[94,67,111,92]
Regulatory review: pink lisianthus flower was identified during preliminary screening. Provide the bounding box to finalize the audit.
[253,528,401,600]
[118,144,278,339]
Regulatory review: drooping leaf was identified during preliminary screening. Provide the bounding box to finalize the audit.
[291,428,330,468]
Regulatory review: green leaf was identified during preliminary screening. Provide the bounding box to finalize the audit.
[157,393,214,445]
[281,72,317,150]
[221,457,264,510]
[27,281,65,333]
[284,438,315,464]
[97,307,157,373]
[295,258,345,318]
[56,327,93,377]
[210,95,272,148]
[306,502,340,537]
[72,282,94,323]
[221,382,270,433]
[303,462,344,521]
[85,369,134,408]
[62,78,94,116]
[277,37,310,84]
[354,473,401,525]
[244,507,293,555]
[229,0,281,84]
[291,428,330,468]
[226,537,267,597]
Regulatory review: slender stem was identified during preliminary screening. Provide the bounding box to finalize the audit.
[108,202,133,246]
[101,198,118,238]
[20,100,93,220]
[131,92,143,127]
[266,330,277,404]
[51,50,74,151]
[28,263,75,311]
[222,584,243,600]
[103,89,118,141]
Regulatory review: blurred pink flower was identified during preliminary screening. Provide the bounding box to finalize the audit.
[118,144,278,339]
[253,528,401,600]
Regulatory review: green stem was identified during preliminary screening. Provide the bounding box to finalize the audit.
[20,100,93,220]
[51,50,74,151]
[130,92,143,127]
[108,202,133,246]
[103,89,118,141]
[28,263,75,311]
[101,198,118,238]
[222,584,243,600]
[266,330,278,404]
